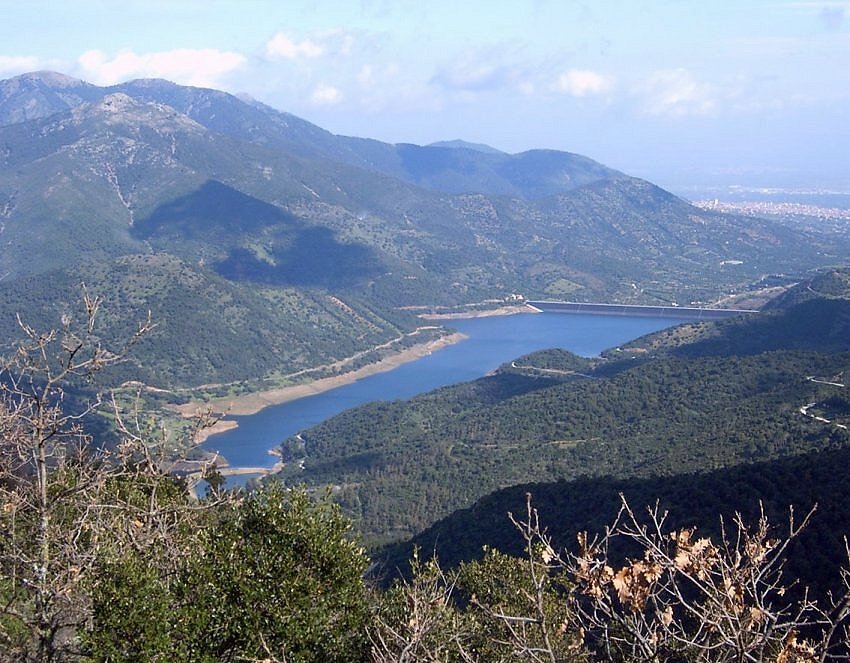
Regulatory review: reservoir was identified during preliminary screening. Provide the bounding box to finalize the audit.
[203,312,690,470]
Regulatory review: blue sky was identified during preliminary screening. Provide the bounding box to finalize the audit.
[2,0,848,192]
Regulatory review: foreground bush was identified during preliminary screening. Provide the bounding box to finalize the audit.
[372,496,850,662]
[86,482,371,662]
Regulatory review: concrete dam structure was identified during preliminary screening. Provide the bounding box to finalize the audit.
[526,301,757,321]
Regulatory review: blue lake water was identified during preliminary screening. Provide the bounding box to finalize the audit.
[203,312,688,468]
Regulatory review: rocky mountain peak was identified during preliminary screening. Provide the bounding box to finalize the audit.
[0,71,99,126]
[72,92,205,134]
[94,92,137,113]
[15,71,89,89]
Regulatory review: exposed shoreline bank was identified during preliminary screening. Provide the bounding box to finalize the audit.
[181,331,469,444]
[417,303,537,320]
[179,306,540,444]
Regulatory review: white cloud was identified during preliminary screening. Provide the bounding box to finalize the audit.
[555,69,613,96]
[0,55,41,77]
[310,84,342,105]
[265,32,324,60]
[519,80,535,96]
[77,49,246,87]
[436,62,504,90]
[640,68,716,117]
[357,64,374,85]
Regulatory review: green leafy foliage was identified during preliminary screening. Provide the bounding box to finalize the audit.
[85,483,371,662]
[85,554,174,660]
[458,547,582,660]
[177,483,370,662]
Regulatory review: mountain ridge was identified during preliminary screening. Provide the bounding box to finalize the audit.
[426,139,505,154]
[0,71,624,201]
[1,71,848,390]
[378,445,850,599]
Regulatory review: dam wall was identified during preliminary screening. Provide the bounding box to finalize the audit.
[526,301,756,320]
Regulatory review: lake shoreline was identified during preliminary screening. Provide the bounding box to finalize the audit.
[183,331,469,444]
[181,305,540,444]
[188,310,692,469]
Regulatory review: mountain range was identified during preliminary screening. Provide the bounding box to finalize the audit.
[1,71,848,389]
[4,66,850,663]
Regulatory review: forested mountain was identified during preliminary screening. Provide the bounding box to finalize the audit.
[604,268,850,358]
[1,71,848,390]
[277,282,850,547]
[380,446,850,599]
[763,266,850,309]
[3,271,847,663]
[2,72,622,199]
[0,255,420,388]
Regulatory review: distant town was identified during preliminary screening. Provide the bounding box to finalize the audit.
[694,199,850,223]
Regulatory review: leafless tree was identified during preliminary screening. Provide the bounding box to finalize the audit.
[370,550,478,662]
[0,289,222,660]
[371,494,850,662]
[522,494,850,661]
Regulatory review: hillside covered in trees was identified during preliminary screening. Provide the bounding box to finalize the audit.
[1,69,849,659]
[274,278,850,549]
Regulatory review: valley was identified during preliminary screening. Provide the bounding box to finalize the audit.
[1,72,848,549]
[198,311,690,469]
[1,71,848,550]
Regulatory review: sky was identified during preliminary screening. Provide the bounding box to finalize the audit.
[2,0,848,193]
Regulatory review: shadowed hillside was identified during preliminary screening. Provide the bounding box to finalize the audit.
[378,446,850,601]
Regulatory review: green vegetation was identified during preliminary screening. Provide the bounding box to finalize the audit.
[0,300,372,661]
[0,257,418,390]
[381,446,850,600]
[2,72,850,659]
[85,483,371,662]
[764,266,850,309]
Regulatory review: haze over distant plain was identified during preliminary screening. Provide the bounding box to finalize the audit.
[2,0,848,193]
